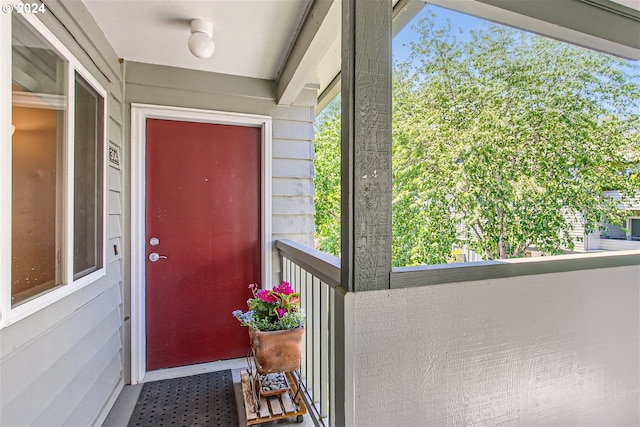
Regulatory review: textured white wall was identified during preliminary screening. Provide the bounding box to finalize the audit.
[352,265,639,426]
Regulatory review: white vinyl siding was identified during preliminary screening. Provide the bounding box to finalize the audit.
[0,1,124,425]
[600,238,640,251]
[564,209,589,252]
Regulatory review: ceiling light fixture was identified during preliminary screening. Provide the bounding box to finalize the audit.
[188,19,215,59]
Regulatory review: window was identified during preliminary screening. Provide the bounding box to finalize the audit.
[7,12,106,313]
[601,214,640,241]
[74,73,104,279]
[11,13,67,305]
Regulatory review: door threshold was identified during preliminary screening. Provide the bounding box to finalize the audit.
[143,358,248,383]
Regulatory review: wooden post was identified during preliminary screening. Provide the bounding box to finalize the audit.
[340,0,393,293]
[335,1,392,426]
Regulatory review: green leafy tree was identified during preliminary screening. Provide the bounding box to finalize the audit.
[314,9,640,265]
[313,99,341,256]
[393,11,639,263]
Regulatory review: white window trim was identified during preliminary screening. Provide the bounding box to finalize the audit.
[0,4,108,329]
[130,103,273,384]
[628,216,640,237]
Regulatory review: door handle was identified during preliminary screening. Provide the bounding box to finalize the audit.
[149,252,168,262]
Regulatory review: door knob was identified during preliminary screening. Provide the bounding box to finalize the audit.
[149,252,168,262]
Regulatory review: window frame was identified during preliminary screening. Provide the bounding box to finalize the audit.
[73,71,105,281]
[628,216,640,240]
[1,6,108,328]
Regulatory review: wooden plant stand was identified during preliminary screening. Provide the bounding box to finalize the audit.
[241,370,306,425]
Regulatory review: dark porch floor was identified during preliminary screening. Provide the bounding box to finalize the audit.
[102,359,314,427]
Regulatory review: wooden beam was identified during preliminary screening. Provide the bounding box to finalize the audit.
[428,0,640,60]
[334,2,393,424]
[276,0,340,106]
[315,0,425,114]
[340,0,392,293]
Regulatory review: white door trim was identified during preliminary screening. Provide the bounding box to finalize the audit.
[130,103,272,384]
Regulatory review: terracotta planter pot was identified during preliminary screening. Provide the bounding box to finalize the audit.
[249,326,304,374]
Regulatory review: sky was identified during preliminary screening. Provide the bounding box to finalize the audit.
[393,4,485,64]
[317,2,638,118]
[393,3,640,70]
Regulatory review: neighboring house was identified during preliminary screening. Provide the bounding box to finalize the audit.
[568,190,640,252]
[1,1,638,426]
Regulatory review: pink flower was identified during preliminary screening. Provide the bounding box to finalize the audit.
[248,283,257,290]
[258,289,277,303]
[276,308,287,318]
[274,281,294,295]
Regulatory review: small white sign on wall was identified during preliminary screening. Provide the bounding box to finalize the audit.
[109,146,120,166]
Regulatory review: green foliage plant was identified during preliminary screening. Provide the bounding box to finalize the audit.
[313,99,342,256]
[232,282,304,331]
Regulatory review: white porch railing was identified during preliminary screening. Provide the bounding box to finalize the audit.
[276,239,340,427]
[599,237,640,251]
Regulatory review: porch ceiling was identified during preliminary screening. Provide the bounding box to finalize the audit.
[82,0,313,81]
[82,0,639,108]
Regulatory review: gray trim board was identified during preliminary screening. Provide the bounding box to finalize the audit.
[391,252,640,288]
[125,62,274,101]
[276,239,341,287]
[331,285,352,427]
[578,0,640,19]
[475,0,640,50]
[276,0,335,105]
[276,237,638,290]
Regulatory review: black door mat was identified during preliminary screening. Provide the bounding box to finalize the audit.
[127,370,239,427]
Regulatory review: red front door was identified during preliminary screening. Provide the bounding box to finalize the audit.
[145,118,261,371]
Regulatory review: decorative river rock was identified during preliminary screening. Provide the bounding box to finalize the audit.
[260,373,289,395]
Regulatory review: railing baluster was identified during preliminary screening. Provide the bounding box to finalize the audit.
[313,276,321,407]
[329,286,336,427]
[305,270,314,400]
[320,279,329,419]
[298,264,306,383]
[275,239,340,427]
[284,256,291,283]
